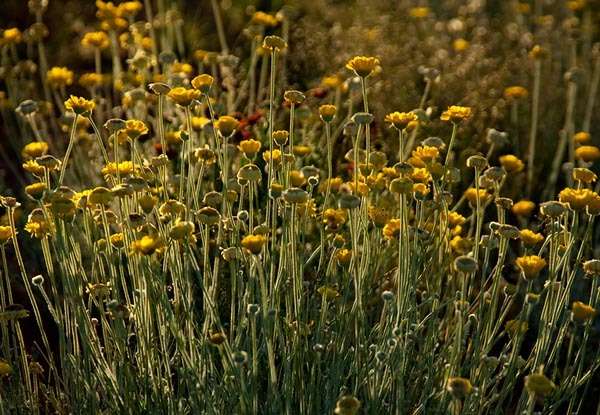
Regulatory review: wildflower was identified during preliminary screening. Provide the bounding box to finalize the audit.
[191,74,214,93]
[293,145,312,157]
[110,233,124,248]
[524,373,556,397]
[272,130,289,146]
[516,255,546,280]
[575,145,600,162]
[583,260,600,276]
[169,220,195,241]
[512,200,535,217]
[25,209,54,238]
[81,31,109,49]
[3,28,22,44]
[323,208,347,230]
[464,188,490,205]
[25,182,47,200]
[446,377,473,399]
[130,235,163,255]
[21,142,48,159]
[410,145,439,167]
[102,161,134,176]
[409,7,430,18]
[499,154,524,173]
[124,119,149,140]
[368,206,390,227]
[284,90,306,105]
[321,74,344,89]
[572,168,597,184]
[453,38,469,52]
[574,131,591,144]
[411,168,431,183]
[65,95,95,115]
[215,115,239,137]
[319,104,337,122]
[346,56,380,78]
[0,360,12,377]
[503,86,528,100]
[208,331,227,346]
[383,218,401,240]
[529,45,548,60]
[334,395,361,415]
[167,87,201,107]
[447,212,466,227]
[237,164,262,182]
[385,111,417,130]
[440,106,472,123]
[79,73,106,89]
[241,234,267,254]
[0,226,14,244]
[451,236,472,254]
[520,229,544,246]
[262,35,287,51]
[138,194,157,214]
[336,249,352,265]
[572,301,596,323]
[251,11,278,27]
[47,67,74,88]
[559,187,597,211]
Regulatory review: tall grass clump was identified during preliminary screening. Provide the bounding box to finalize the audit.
[1,0,600,413]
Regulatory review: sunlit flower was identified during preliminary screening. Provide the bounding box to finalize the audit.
[383,218,401,240]
[346,56,380,78]
[572,301,596,323]
[441,106,472,123]
[516,255,546,280]
[409,7,430,18]
[167,87,201,107]
[385,111,417,130]
[21,142,48,159]
[241,234,267,254]
[504,86,529,100]
[520,229,544,246]
[499,154,524,173]
[124,119,149,140]
[47,67,74,88]
[65,95,95,115]
[251,11,278,27]
[575,145,600,162]
[81,31,110,49]
[215,115,239,136]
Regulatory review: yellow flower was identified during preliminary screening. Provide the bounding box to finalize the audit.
[293,145,312,157]
[238,139,262,158]
[572,301,596,323]
[101,161,134,176]
[336,248,352,265]
[450,235,472,254]
[169,220,195,241]
[516,255,546,280]
[21,142,49,159]
[409,7,430,18]
[446,377,473,399]
[3,28,22,44]
[575,145,600,162]
[499,154,524,173]
[411,168,431,183]
[110,233,124,248]
[321,74,344,89]
[383,218,401,240]
[319,104,337,122]
[346,56,380,78]
[25,209,54,239]
[572,168,597,184]
[453,38,470,52]
[574,131,591,144]
[504,86,529,100]
[124,119,149,140]
[512,200,535,216]
[47,67,74,88]
[558,187,597,211]
[23,160,45,177]
[529,45,548,60]
[241,234,267,254]
[191,74,214,93]
[251,11,279,27]
[323,208,347,229]
[0,226,14,243]
[0,360,12,377]
[409,146,439,167]
[447,212,466,227]
[81,31,110,49]
[65,95,95,115]
[272,130,289,146]
[385,111,417,130]
[130,235,163,255]
[441,106,472,123]
[25,182,47,200]
[215,115,239,137]
[79,73,106,89]
[413,182,429,197]
[520,229,544,246]
[191,116,210,131]
[167,87,201,107]
[464,188,490,205]
[524,373,556,397]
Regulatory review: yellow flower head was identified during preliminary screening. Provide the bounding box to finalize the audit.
[3,28,22,44]
[102,161,135,176]
[21,142,49,159]
[191,74,214,93]
[504,86,529,100]
[499,154,524,173]
[464,188,490,205]
[130,235,163,255]
[0,226,14,244]
[524,373,555,397]
[575,145,600,162]
[385,111,417,130]
[512,200,535,216]
[516,255,546,280]
[124,119,149,140]
[167,87,201,107]
[572,301,596,323]
[47,67,74,88]
[572,168,597,184]
[346,56,380,78]
[453,38,470,52]
[558,187,597,211]
[409,7,430,18]
[251,11,279,27]
[81,31,110,49]
[383,218,401,240]
[520,229,544,246]
[262,35,287,51]
[238,139,262,158]
[410,145,439,167]
[574,131,591,144]
[215,115,239,137]
[241,234,267,254]
[319,104,337,122]
[441,106,472,123]
[446,377,473,399]
[65,95,95,115]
